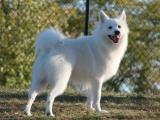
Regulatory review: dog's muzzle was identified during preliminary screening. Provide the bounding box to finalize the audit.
[108,34,120,43]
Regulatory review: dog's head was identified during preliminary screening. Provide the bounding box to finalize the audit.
[99,10,129,44]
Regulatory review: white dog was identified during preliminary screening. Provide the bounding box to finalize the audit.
[25,10,129,117]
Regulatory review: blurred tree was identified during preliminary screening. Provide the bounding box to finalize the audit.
[0,0,84,87]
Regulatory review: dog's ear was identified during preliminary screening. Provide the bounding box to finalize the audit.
[99,10,109,23]
[119,10,127,22]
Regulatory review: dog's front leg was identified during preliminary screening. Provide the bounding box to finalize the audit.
[92,80,108,113]
[85,88,94,110]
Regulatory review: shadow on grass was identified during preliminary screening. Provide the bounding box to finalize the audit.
[0,90,160,120]
[0,91,159,105]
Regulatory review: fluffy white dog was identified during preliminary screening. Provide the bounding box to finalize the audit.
[25,10,129,117]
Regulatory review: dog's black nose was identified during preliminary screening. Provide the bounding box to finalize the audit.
[115,30,120,35]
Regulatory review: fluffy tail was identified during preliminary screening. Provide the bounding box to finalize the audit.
[35,28,65,57]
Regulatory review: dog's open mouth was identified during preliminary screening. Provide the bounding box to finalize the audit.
[108,35,120,43]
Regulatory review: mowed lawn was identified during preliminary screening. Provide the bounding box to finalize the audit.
[0,88,160,120]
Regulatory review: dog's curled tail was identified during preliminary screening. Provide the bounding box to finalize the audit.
[35,28,65,57]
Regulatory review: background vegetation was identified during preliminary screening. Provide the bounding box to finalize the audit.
[0,0,160,93]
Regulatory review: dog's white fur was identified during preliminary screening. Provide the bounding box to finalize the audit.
[25,10,129,117]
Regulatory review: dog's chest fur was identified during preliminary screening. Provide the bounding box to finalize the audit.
[69,38,127,82]
[93,43,127,82]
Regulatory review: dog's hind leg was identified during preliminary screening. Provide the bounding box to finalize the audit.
[25,79,47,116]
[45,63,72,117]
[24,63,47,116]
[24,89,38,116]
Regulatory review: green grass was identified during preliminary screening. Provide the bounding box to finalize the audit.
[0,88,160,120]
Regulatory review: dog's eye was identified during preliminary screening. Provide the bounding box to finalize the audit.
[108,26,112,29]
[118,25,121,28]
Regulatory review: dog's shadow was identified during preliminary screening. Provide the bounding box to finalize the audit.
[0,91,159,105]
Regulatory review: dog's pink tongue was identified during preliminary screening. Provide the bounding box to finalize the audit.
[112,35,120,43]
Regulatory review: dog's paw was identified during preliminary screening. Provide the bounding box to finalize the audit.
[85,101,95,111]
[27,113,32,116]
[100,110,109,113]
[24,111,32,116]
[46,112,55,117]
[90,107,95,111]
[85,104,95,111]
[24,108,32,116]
[96,109,109,114]
[86,106,95,111]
